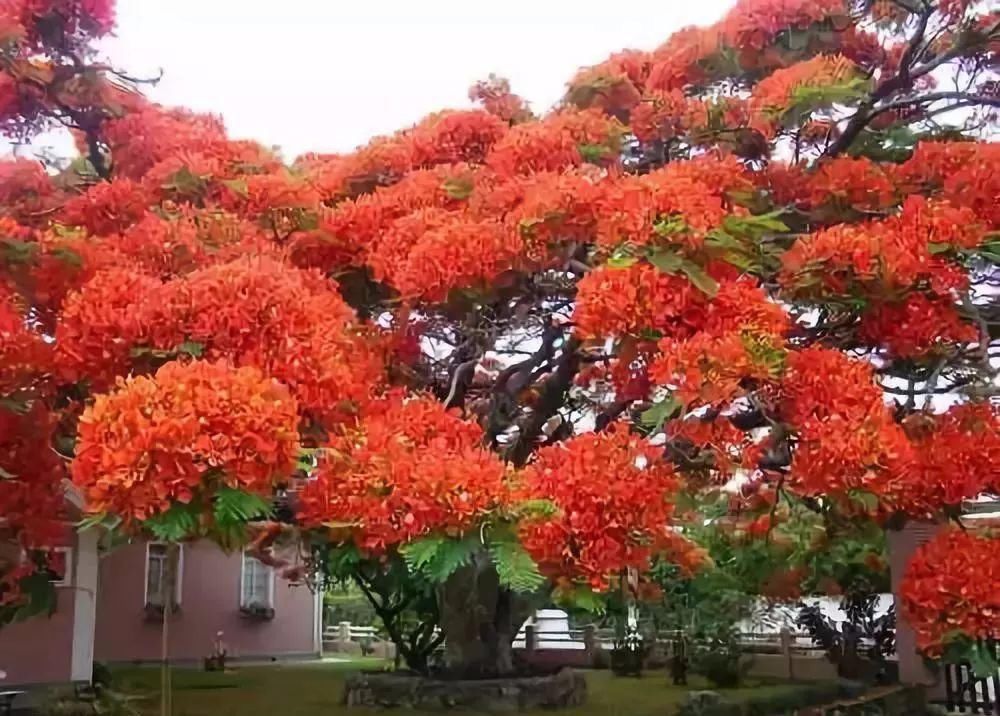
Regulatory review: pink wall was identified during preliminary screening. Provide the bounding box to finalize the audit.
[0,539,77,686]
[887,522,943,698]
[94,540,318,663]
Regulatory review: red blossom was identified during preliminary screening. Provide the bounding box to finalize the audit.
[901,529,1000,654]
[297,395,507,552]
[72,359,300,523]
[517,426,683,590]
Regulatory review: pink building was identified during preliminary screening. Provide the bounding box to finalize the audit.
[0,507,99,689]
[94,540,322,664]
[0,535,321,690]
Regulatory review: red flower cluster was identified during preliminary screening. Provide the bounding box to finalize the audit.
[72,360,300,522]
[896,140,1000,227]
[901,529,1000,654]
[485,109,623,177]
[291,163,474,272]
[296,110,506,204]
[781,196,984,299]
[0,402,65,548]
[55,266,163,388]
[0,285,51,396]
[107,209,270,279]
[886,404,1000,517]
[0,0,115,48]
[801,157,897,214]
[573,262,704,340]
[60,178,149,236]
[296,395,507,552]
[517,426,681,590]
[469,74,533,124]
[749,55,859,137]
[780,347,910,497]
[595,168,729,252]
[859,293,977,359]
[57,257,383,422]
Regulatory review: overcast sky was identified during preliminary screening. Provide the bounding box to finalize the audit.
[79,0,733,161]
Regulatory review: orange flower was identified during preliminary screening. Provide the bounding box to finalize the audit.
[72,360,300,523]
[297,394,507,552]
[901,529,1000,654]
[516,426,681,590]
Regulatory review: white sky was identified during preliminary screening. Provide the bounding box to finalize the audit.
[81,0,734,161]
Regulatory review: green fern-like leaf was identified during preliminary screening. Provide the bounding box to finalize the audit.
[144,502,200,542]
[553,584,606,614]
[213,487,272,527]
[401,533,480,583]
[490,539,546,593]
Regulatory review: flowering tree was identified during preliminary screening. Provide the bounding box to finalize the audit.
[1,0,998,677]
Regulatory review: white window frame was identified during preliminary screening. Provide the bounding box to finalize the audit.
[20,546,73,587]
[143,542,183,607]
[239,551,275,609]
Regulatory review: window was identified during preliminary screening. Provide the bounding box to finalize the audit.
[46,547,72,586]
[144,543,183,607]
[21,547,73,586]
[240,552,274,609]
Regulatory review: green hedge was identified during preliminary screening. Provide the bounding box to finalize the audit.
[678,684,929,716]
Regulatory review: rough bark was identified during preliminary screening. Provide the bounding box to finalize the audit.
[438,555,535,678]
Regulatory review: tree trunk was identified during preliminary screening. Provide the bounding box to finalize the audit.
[438,556,535,678]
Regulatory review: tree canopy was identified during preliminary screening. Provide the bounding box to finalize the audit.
[0,0,998,672]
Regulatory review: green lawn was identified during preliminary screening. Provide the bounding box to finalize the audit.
[110,661,808,716]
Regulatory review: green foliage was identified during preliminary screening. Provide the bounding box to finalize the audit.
[640,395,682,432]
[0,561,57,626]
[323,586,379,628]
[606,255,638,269]
[443,176,473,200]
[554,583,607,614]
[846,126,920,163]
[943,634,1000,679]
[648,248,719,296]
[0,238,38,265]
[321,542,362,581]
[220,178,249,198]
[578,143,613,163]
[176,340,205,357]
[400,532,480,583]
[37,686,141,716]
[489,537,546,593]
[163,166,208,196]
[50,246,84,267]
[506,498,560,520]
[212,487,272,550]
[143,501,200,542]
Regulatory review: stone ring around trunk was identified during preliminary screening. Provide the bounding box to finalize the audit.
[343,668,588,712]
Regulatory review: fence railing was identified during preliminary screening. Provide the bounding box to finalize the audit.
[324,619,826,658]
[944,640,1000,715]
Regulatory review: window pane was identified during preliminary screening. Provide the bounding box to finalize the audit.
[242,555,272,607]
[147,550,165,605]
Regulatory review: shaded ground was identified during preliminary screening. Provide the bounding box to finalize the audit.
[112,660,805,716]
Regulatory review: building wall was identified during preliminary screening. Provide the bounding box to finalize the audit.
[0,530,91,687]
[94,540,319,663]
[887,522,943,697]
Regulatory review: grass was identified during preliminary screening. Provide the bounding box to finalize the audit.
[111,661,809,716]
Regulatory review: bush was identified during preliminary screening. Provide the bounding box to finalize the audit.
[678,682,843,716]
[37,688,140,716]
[323,586,378,627]
[692,648,745,688]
